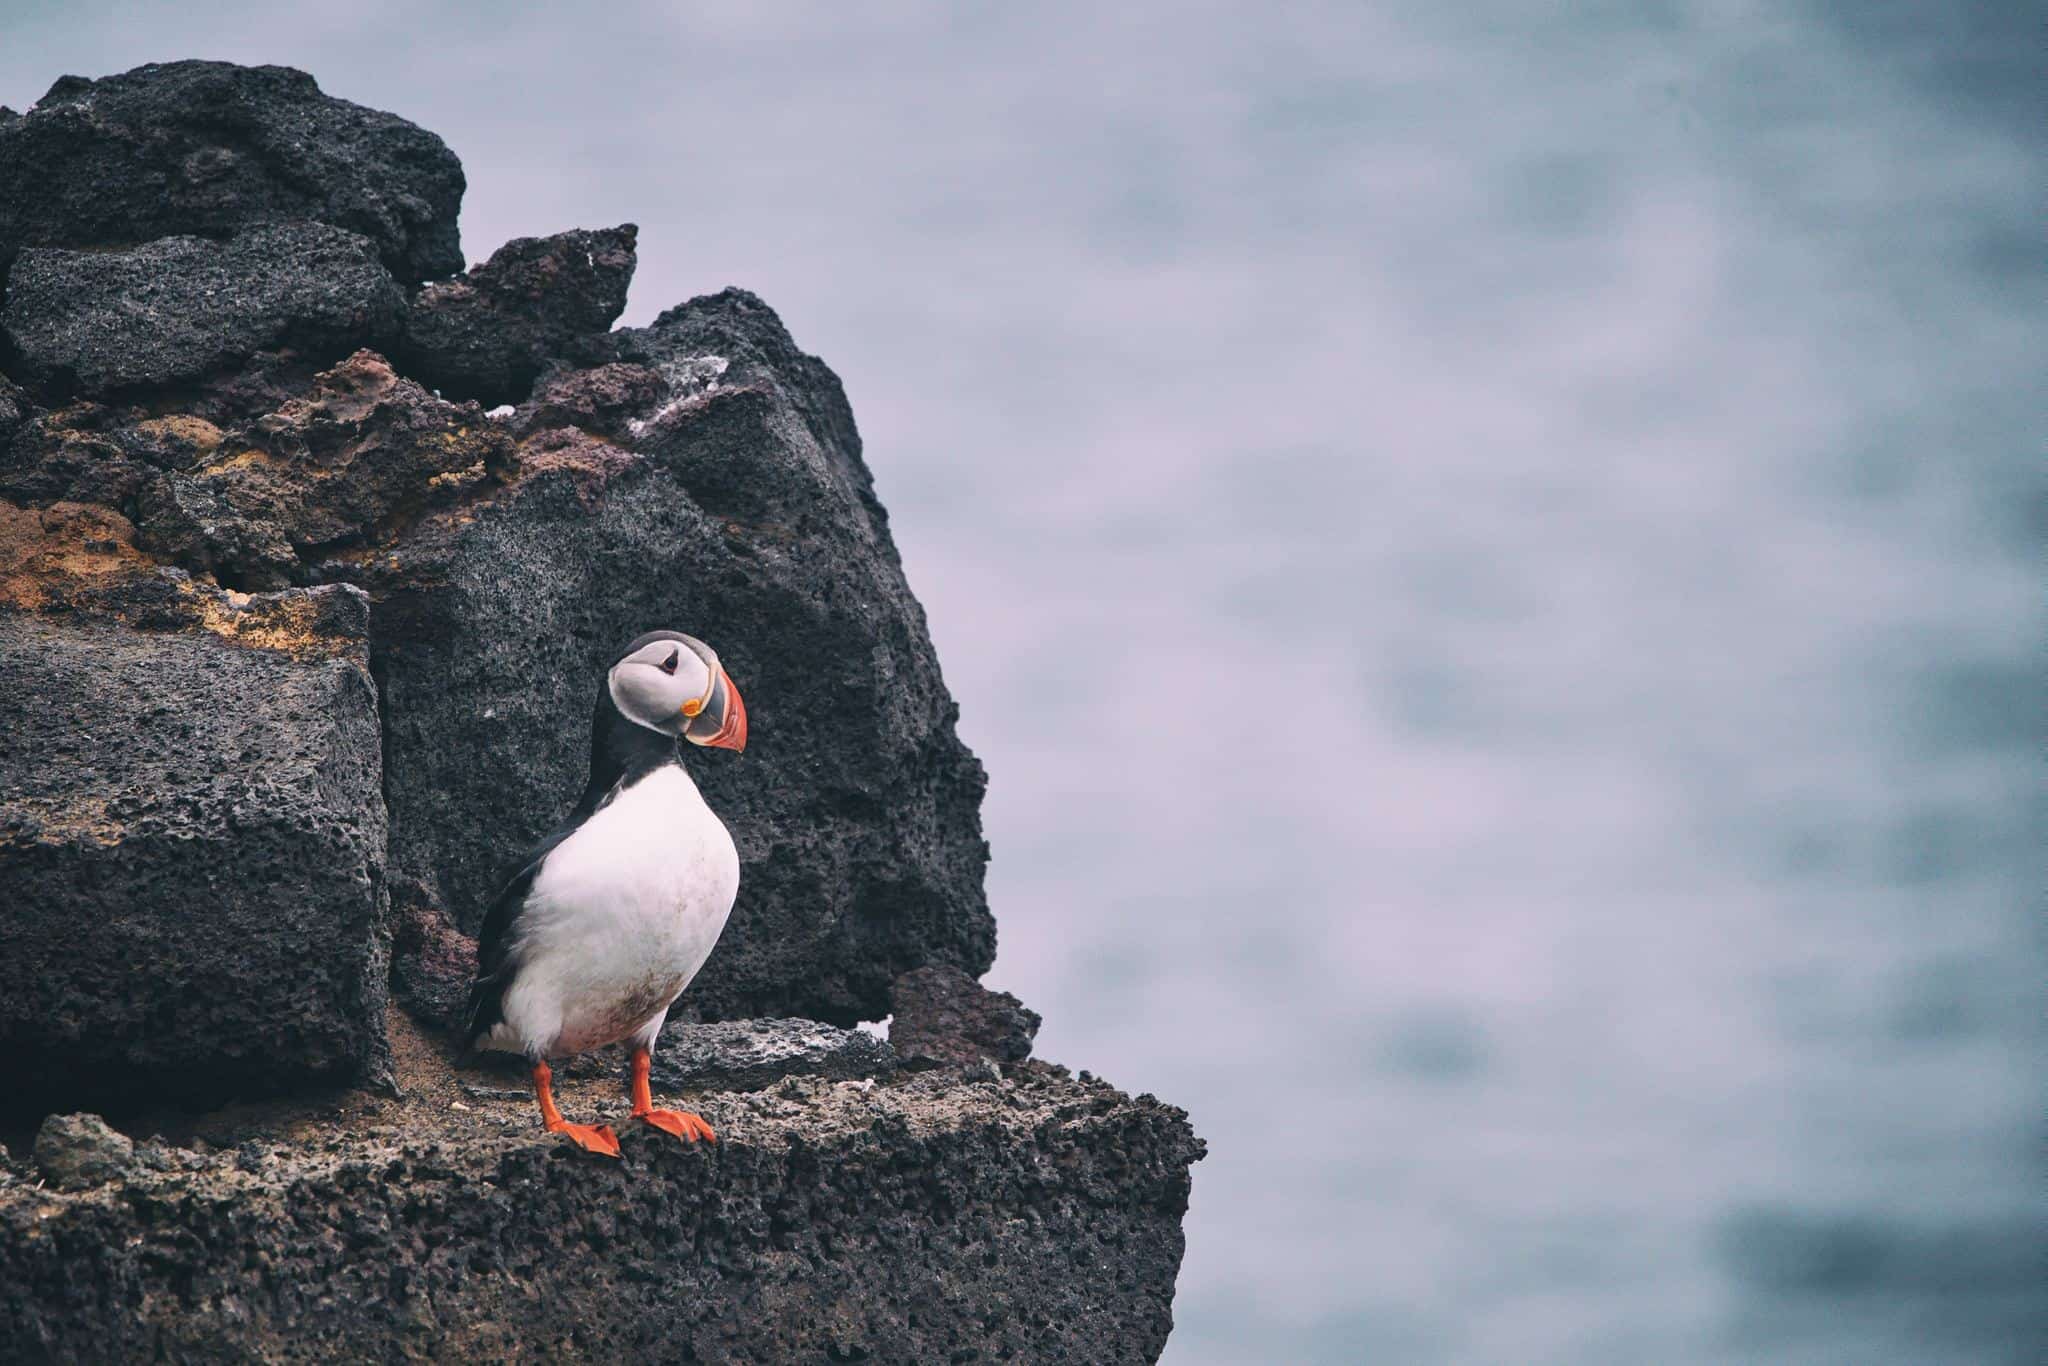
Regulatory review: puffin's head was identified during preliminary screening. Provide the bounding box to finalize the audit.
[606,630,748,752]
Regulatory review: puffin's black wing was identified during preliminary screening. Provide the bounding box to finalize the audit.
[461,827,574,1049]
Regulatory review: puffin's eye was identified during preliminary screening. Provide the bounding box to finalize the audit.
[659,649,680,675]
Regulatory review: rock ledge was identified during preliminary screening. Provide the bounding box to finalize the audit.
[1,1062,1201,1363]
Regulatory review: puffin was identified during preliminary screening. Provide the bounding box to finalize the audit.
[463,629,749,1157]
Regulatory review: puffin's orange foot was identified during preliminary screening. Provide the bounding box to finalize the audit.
[547,1120,622,1157]
[636,1109,716,1143]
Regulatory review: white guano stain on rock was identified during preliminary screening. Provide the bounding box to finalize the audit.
[626,354,728,437]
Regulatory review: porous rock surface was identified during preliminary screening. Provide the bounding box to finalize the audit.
[463,1018,898,1096]
[371,287,993,1026]
[1,404,227,516]
[1,222,404,398]
[0,60,463,281]
[0,1065,1202,1364]
[646,1018,898,1092]
[0,587,388,1112]
[892,963,1044,1068]
[1,52,992,1032]
[0,375,26,439]
[0,54,992,1088]
[0,57,1197,1361]
[398,224,639,405]
[134,349,513,590]
[29,1113,133,1191]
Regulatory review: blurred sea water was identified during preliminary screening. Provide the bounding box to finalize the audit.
[884,10,2044,1361]
[7,3,2041,1360]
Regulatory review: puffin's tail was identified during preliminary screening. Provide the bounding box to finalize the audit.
[459,973,506,1058]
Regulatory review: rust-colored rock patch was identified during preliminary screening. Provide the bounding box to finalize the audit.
[0,500,150,610]
[133,350,515,588]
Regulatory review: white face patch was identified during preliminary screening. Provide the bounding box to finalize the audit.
[608,639,715,735]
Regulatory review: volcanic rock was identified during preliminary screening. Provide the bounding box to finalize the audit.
[0,402,236,520]
[0,500,152,612]
[890,963,1042,1068]
[0,58,1201,1362]
[132,349,512,589]
[513,360,667,438]
[30,1112,133,1191]
[0,1065,1202,1362]
[0,60,462,281]
[369,288,992,1025]
[390,901,480,1032]
[3,405,154,513]
[646,1018,898,1092]
[0,588,388,1112]
[399,225,639,405]
[461,1017,899,1093]
[1,222,404,399]
[0,376,25,444]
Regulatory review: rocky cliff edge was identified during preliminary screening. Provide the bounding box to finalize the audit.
[0,60,1199,1362]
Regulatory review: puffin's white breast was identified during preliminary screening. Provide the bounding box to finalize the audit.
[494,764,739,1056]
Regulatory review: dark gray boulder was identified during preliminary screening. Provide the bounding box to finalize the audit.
[890,963,1042,1068]
[0,587,388,1113]
[0,403,166,514]
[30,1113,133,1190]
[0,61,463,282]
[368,289,991,1025]
[1,222,404,399]
[398,224,639,405]
[0,1066,1202,1362]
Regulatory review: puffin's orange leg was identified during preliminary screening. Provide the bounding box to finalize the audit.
[533,1060,620,1157]
[630,1046,716,1143]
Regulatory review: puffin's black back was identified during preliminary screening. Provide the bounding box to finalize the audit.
[461,649,687,1048]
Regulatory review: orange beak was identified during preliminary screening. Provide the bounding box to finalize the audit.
[701,667,747,752]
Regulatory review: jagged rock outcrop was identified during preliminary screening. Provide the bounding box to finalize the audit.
[0,573,387,1113]
[398,224,639,405]
[0,61,463,281]
[0,405,224,516]
[514,360,667,437]
[0,351,510,593]
[28,1113,133,1191]
[0,56,992,1084]
[0,57,991,1099]
[134,349,513,589]
[371,289,992,1026]
[1,223,404,399]
[0,1062,1200,1363]
[891,963,1043,1069]
[0,58,1197,1362]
